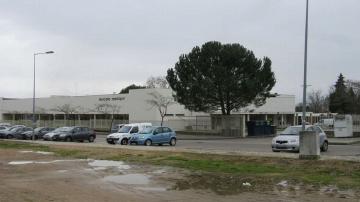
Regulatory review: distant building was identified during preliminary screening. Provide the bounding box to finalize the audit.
[0,88,295,130]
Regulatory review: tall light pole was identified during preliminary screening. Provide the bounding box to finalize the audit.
[32,51,54,140]
[302,0,309,131]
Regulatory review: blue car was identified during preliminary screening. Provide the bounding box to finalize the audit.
[130,126,176,146]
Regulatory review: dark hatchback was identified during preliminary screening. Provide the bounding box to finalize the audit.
[19,127,55,140]
[0,126,30,139]
[43,126,96,142]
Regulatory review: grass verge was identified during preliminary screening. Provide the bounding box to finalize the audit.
[1,140,360,192]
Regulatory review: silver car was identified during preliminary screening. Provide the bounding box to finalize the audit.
[271,125,329,152]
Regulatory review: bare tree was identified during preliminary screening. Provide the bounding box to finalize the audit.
[146,76,169,88]
[146,91,174,126]
[94,103,121,131]
[52,104,80,125]
[307,90,329,113]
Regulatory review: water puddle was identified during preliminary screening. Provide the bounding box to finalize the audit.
[9,159,86,165]
[136,187,167,192]
[88,160,131,170]
[19,151,54,155]
[103,174,150,185]
[8,161,34,165]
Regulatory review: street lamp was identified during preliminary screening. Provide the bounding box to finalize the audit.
[32,51,54,140]
[302,0,309,131]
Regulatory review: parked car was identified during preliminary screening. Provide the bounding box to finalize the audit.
[271,125,328,152]
[43,126,96,142]
[18,127,55,140]
[0,123,11,127]
[110,124,125,133]
[0,125,26,138]
[106,123,152,145]
[129,126,177,146]
[14,127,34,139]
[1,127,32,139]
[0,125,10,131]
[34,127,55,139]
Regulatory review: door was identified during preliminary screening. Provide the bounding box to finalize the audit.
[161,127,171,143]
[72,127,82,140]
[315,126,325,146]
[129,126,139,139]
[152,127,163,143]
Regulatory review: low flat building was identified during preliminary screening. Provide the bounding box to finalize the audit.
[0,88,295,131]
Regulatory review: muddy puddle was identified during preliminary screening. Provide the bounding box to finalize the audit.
[103,174,150,185]
[3,150,360,201]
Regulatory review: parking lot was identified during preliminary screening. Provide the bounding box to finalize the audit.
[25,134,360,161]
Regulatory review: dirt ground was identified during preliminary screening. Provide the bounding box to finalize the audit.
[0,148,359,202]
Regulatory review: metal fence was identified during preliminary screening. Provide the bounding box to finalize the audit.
[352,114,360,132]
[2,116,212,132]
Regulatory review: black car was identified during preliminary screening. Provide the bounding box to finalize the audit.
[19,127,55,140]
[43,126,96,142]
[5,127,32,139]
[34,127,55,139]
[0,126,25,138]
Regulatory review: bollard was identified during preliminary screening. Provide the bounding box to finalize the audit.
[299,131,320,160]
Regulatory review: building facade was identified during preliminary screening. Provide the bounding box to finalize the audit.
[0,88,295,130]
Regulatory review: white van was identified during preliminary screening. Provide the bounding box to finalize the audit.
[106,123,152,145]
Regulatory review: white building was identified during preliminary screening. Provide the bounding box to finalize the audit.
[0,88,295,130]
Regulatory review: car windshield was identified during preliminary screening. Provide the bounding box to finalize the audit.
[138,127,154,134]
[9,127,20,131]
[118,126,131,133]
[34,127,44,132]
[54,127,72,132]
[280,127,302,135]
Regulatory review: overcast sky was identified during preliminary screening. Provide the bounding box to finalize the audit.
[0,0,359,102]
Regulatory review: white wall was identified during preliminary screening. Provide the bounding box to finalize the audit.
[0,90,295,122]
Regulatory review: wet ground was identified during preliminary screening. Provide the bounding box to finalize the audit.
[0,149,359,202]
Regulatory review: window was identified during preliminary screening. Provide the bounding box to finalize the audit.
[154,128,162,134]
[130,126,139,133]
[162,127,171,133]
[81,127,89,132]
[315,126,322,134]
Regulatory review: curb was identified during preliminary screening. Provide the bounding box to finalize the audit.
[329,141,360,145]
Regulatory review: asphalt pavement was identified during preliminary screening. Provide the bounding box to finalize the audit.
[92,134,360,159]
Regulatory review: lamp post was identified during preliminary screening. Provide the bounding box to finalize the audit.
[302,0,309,131]
[32,51,54,140]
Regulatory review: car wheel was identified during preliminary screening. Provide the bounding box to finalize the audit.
[121,138,128,145]
[88,136,95,143]
[321,141,328,152]
[158,143,163,146]
[144,139,152,146]
[65,137,72,142]
[169,138,176,146]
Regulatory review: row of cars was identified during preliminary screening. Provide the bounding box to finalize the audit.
[0,123,96,142]
[106,123,177,146]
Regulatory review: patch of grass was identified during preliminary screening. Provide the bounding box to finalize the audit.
[0,140,50,151]
[1,140,360,190]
